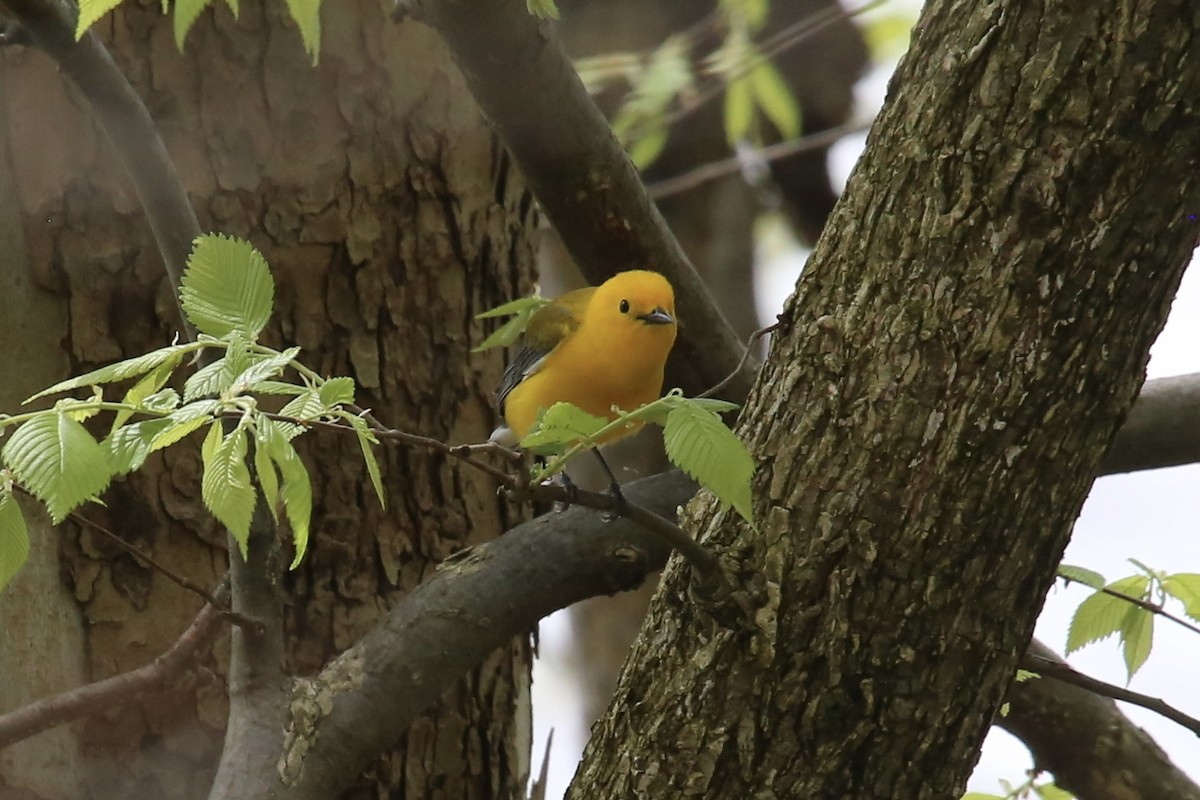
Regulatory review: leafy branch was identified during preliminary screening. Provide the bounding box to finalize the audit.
[1058,560,1200,680]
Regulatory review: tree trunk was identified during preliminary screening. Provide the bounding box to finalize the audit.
[569,1,1200,797]
[0,1,535,797]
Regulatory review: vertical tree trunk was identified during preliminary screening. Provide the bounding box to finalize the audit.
[0,1,535,797]
[569,2,1200,797]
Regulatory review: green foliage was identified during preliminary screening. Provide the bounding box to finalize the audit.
[180,234,274,338]
[0,488,30,593]
[1056,563,1105,589]
[1060,559,1200,682]
[473,296,552,352]
[523,391,756,528]
[75,0,320,64]
[610,36,694,169]
[963,779,1075,800]
[526,0,559,20]
[0,234,383,591]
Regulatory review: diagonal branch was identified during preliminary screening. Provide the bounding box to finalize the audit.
[0,578,231,750]
[0,0,202,340]
[395,0,754,401]
[1003,640,1200,800]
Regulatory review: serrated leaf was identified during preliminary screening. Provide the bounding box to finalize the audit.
[663,400,755,526]
[75,0,126,38]
[750,61,801,138]
[687,397,740,415]
[1121,605,1153,680]
[2,413,112,523]
[264,427,312,568]
[0,491,30,593]
[254,423,282,524]
[526,0,558,19]
[282,0,321,64]
[724,76,755,144]
[1162,573,1200,621]
[318,376,355,408]
[231,347,301,390]
[1066,575,1149,654]
[961,795,1006,800]
[251,380,308,396]
[1057,563,1106,589]
[105,418,174,475]
[520,402,609,456]
[201,424,255,557]
[183,337,253,402]
[173,0,214,50]
[279,387,325,421]
[27,345,187,403]
[149,415,210,452]
[1014,668,1038,682]
[341,413,385,509]
[180,234,275,339]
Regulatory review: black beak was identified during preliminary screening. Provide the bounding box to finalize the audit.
[639,307,674,325]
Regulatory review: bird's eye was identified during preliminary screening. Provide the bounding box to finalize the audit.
[619,299,630,314]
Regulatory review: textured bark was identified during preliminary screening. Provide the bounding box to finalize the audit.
[0,1,534,798]
[569,2,1200,798]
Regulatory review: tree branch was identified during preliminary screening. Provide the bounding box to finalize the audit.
[1099,373,1200,476]
[1019,649,1200,738]
[0,578,230,750]
[0,0,201,339]
[395,0,754,401]
[272,470,696,800]
[1003,640,1200,800]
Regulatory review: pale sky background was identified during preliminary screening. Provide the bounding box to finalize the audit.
[532,2,1200,796]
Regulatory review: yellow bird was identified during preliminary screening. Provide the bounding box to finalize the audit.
[491,270,678,456]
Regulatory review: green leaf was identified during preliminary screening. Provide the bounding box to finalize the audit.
[223,0,238,16]
[1057,563,1106,589]
[318,376,355,408]
[262,423,312,568]
[180,234,275,339]
[526,0,559,19]
[112,353,182,435]
[2,412,112,523]
[1034,783,1075,800]
[1066,575,1149,654]
[251,381,308,396]
[1121,604,1153,680]
[520,403,610,457]
[183,336,253,402]
[148,414,210,452]
[475,295,550,320]
[75,0,126,38]
[341,413,386,509]
[254,423,282,523]
[750,61,801,138]
[1162,573,1200,621]
[105,418,174,475]
[687,397,740,415]
[1014,668,1038,682]
[282,0,322,64]
[200,423,256,557]
[279,387,325,422]
[663,399,755,526]
[628,124,669,170]
[960,794,1006,800]
[231,347,301,390]
[473,297,552,353]
[724,76,755,144]
[27,344,188,403]
[173,0,214,50]
[0,491,30,593]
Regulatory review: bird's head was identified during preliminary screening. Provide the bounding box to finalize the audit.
[590,270,677,336]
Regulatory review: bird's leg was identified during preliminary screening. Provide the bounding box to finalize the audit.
[590,448,626,520]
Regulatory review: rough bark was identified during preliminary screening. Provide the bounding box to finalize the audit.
[569,2,1200,798]
[0,1,534,797]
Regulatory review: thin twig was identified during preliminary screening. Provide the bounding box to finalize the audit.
[647,122,872,200]
[1020,652,1200,738]
[698,320,782,399]
[1099,585,1200,637]
[0,577,232,749]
